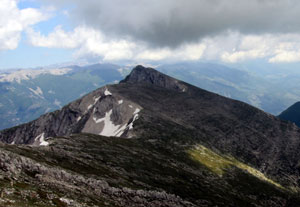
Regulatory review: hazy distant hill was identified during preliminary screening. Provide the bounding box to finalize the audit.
[157,62,300,115]
[0,64,130,130]
[278,102,300,127]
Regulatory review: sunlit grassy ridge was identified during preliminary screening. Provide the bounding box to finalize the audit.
[188,145,284,190]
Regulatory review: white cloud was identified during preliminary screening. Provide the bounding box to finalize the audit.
[267,34,300,63]
[27,25,136,61]
[0,0,49,51]
[220,35,272,62]
[27,23,300,63]
[40,0,300,48]
[1,0,298,64]
[27,25,208,62]
[269,51,300,63]
[203,32,300,63]
[27,26,81,48]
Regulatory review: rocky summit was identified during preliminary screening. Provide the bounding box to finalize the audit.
[0,65,300,206]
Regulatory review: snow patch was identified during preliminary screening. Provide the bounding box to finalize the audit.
[129,105,133,108]
[93,110,110,124]
[59,198,72,205]
[49,68,72,75]
[54,99,62,107]
[126,108,141,131]
[45,108,51,113]
[133,108,140,114]
[35,133,49,146]
[87,104,93,110]
[93,109,123,137]
[48,90,55,94]
[114,124,127,137]
[104,88,112,96]
[118,100,123,105]
[117,68,124,74]
[29,87,44,98]
[92,107,142,137]
[0,68,71,83]
[77,116,82,122]
[127,113,139,130]
[11,141,15,145]
[94,96,101,104]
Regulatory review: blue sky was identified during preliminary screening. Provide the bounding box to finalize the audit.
[0,0,73,69]
[2,0,300,69]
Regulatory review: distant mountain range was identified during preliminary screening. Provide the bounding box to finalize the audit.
[278,102,300,127]
[1,61,300,130]
[0,64,131,130]
[0,65,300,206]
[156,62,300,115]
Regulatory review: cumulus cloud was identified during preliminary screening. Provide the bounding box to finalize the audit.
[27,26,136,61]
[0,0,49,51]
[27,25,208,61]
[25,0,300,63]
[218,33,300,63]
[42,0,300,48]
[27,25,300,63]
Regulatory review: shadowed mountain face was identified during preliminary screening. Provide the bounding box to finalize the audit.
[121,65,188,92]
[0,84,142,145]
[1,65,300,206]
[116,66,300,187]
[278,102,300,127]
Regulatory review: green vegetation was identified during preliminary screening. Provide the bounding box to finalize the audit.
[188,145,232,176]
[188,145,284,190]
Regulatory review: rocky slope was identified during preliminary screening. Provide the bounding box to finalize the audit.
[1,134,300,207]
[0,85,141,145]
[1,65,300,206]
[117,66,300,189]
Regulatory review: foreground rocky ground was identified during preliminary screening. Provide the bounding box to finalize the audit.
[0,132,299,207]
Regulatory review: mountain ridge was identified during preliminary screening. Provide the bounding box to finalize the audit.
[0,65,192,145]
[278,101,300,127]
[121,65,188,92]
[3,62,300,131]
[1,65,300,206]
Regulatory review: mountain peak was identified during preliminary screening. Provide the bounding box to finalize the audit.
[121,65,164,84]
[121,65,188,92]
